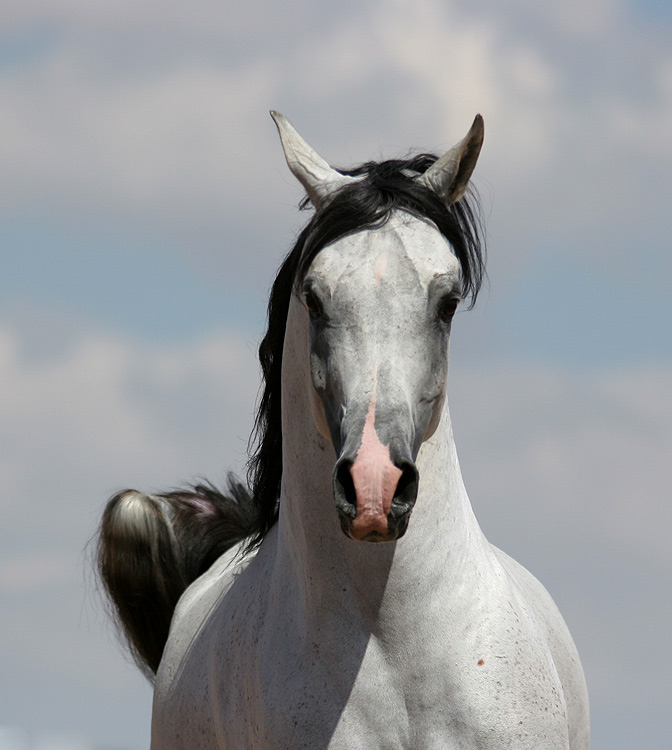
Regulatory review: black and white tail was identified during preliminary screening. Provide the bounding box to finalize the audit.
[96,478,256,680]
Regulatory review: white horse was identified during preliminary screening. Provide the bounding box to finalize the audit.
[99,112,589,749]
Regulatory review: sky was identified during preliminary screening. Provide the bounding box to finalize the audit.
[0,0,670,748]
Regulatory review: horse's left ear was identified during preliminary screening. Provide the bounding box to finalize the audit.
[418,115,484,204]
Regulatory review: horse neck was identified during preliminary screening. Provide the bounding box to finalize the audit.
[275,295,487,630]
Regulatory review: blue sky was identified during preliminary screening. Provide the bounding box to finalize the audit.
[5,218,669,369]
[1,1,671,749]
[1,218,263,346]
[3,187,669,383]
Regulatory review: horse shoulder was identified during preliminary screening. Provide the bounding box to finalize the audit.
[151,542,254,749]
[492,546,590,749]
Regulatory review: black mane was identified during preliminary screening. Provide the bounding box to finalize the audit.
[244,153,486,549]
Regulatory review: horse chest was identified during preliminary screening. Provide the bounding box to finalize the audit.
[322,623,570,750]
[155,581,570,750]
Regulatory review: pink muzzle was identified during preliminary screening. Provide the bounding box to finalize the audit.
[347,397,403,540]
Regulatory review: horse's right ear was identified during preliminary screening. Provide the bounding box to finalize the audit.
[418,115,484,204]
[271,111,358,211]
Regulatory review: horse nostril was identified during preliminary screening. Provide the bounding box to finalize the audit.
[334,459,357,518]
[392,462,419,509]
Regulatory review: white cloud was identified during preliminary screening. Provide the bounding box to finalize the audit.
[0,55,279,225]
[0,552,72,593]
[0,321,259,541]
[450,364,672,560]
[505,0,622,36]
[2,0,670,275]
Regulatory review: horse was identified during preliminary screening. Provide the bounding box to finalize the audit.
[97,112,590,749]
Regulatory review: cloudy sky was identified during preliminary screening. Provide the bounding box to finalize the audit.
[1,1,670,748]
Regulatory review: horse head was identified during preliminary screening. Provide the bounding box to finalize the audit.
[273,112,484,542]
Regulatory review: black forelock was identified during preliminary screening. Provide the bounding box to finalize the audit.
[242,153,486,550]
[296,154,485,300]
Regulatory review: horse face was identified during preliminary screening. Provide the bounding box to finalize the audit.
[303,213,462,542]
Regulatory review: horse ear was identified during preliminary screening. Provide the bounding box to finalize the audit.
[418,115,484,204]
[270,111,357,210]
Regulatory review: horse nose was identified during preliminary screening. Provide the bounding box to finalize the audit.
[333,455,419,542]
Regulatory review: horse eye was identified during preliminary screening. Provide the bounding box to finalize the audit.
[438,296,459,322]
[304,291,323,318]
